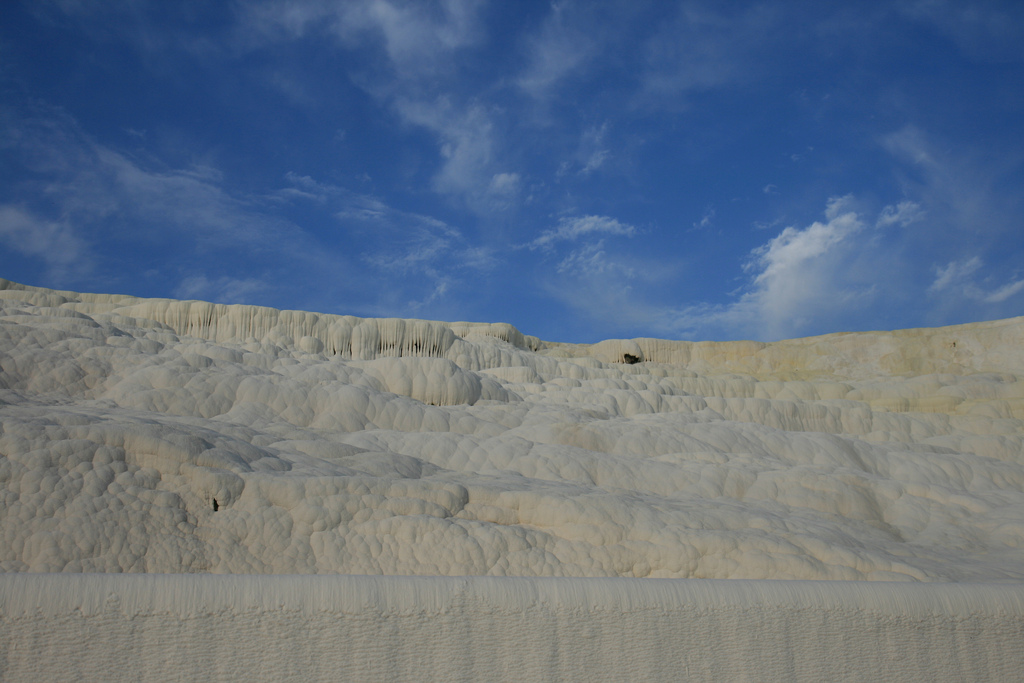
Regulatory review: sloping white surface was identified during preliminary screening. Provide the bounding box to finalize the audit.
[1,573,1022,682]
[1,278,1024,581]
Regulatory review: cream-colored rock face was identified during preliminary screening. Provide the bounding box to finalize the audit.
[1,278,1023,580]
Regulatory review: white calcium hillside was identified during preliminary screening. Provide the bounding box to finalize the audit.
[1,278,1023,580]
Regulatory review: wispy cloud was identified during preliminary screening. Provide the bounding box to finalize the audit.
[556,240,635,279]
[241,1,505,213]
[528,215,637,249]
[876,200,924,228]
[175,275,268,303]
[879,124,1024,321]
[902,0,1024,63]
[516,2,601,99]
[558,122,612,178]
[277,175,501,312]
[639,3,779,108]
[278,170,486,288]
[242,0,486,79]
[1,100,511,318]
[274,172,337,203]
[880,126,1008,246]
[548,196,925,341]
[985,279,1024,304]
[0,102,343,302]
[30,0,227,59]
[541,240,655,334]
[656,185,1018,340]
[394,98,506,207]
[1,104,302,253]
[0,205,90,283]
[692,207,715,231]
[930,257,1024,304]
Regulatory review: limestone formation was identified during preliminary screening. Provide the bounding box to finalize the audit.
[2,278,1023,580]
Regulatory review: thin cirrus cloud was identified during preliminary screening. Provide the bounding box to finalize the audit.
[638,2,778,107]
[901,0,1024,62]
[0,205,89,283]
[241,0,485,75]
[282,172,498,312]
[515,2,602,99]
[0,104,344,305]
[392,97,510,209]
[528,215,637,250]
[930,258,1024,305]
[243,0,502,213]
[572,122,612,177]
[881,126,1015,245]
[175,275,268,303]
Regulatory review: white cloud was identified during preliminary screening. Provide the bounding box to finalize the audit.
[274,172,335,203]
[883,125,937,166]
[0,205,90,282]
[658,187,1019,340]
[529,215,637,249]
[539,241,654,333]
[577,122,611,176]
[243,0,485,79]
[455,245,498,271]
[0,107,306,254]
[331,186,496,311]
[83,147,309,251]
[930,257,1024,304]
[241,1,502,212]
[556,240,635,279]
[930,257,982,292]
[393,97,508,210]
[580,150,609,175]
[581,196,898,341]
[876,200,924,228]
[881,124,1024,313]
[410,277,452,310]
[738,196,869,337]
[363,226,453,273]
[0,104,351,304]
[881,125,1023,254]
[693,207,715,230]
[175,275,268,304]
[556,123,612,178]
[516,2,600,99]
[985,279,1024,303]
[488,172,521,197]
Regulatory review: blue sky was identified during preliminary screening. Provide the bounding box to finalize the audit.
[2,0,1023,342]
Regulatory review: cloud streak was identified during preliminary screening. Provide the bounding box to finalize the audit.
[0,205,90,283]
[0,103,353,307]
[930,257,1024,304]
[529,215,637,249]
[242,0,485,79]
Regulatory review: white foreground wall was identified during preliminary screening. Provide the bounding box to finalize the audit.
[1,574,1022,682]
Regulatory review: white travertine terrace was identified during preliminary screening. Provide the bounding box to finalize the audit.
[1,278,1023,680]
[1,277,1023,580]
